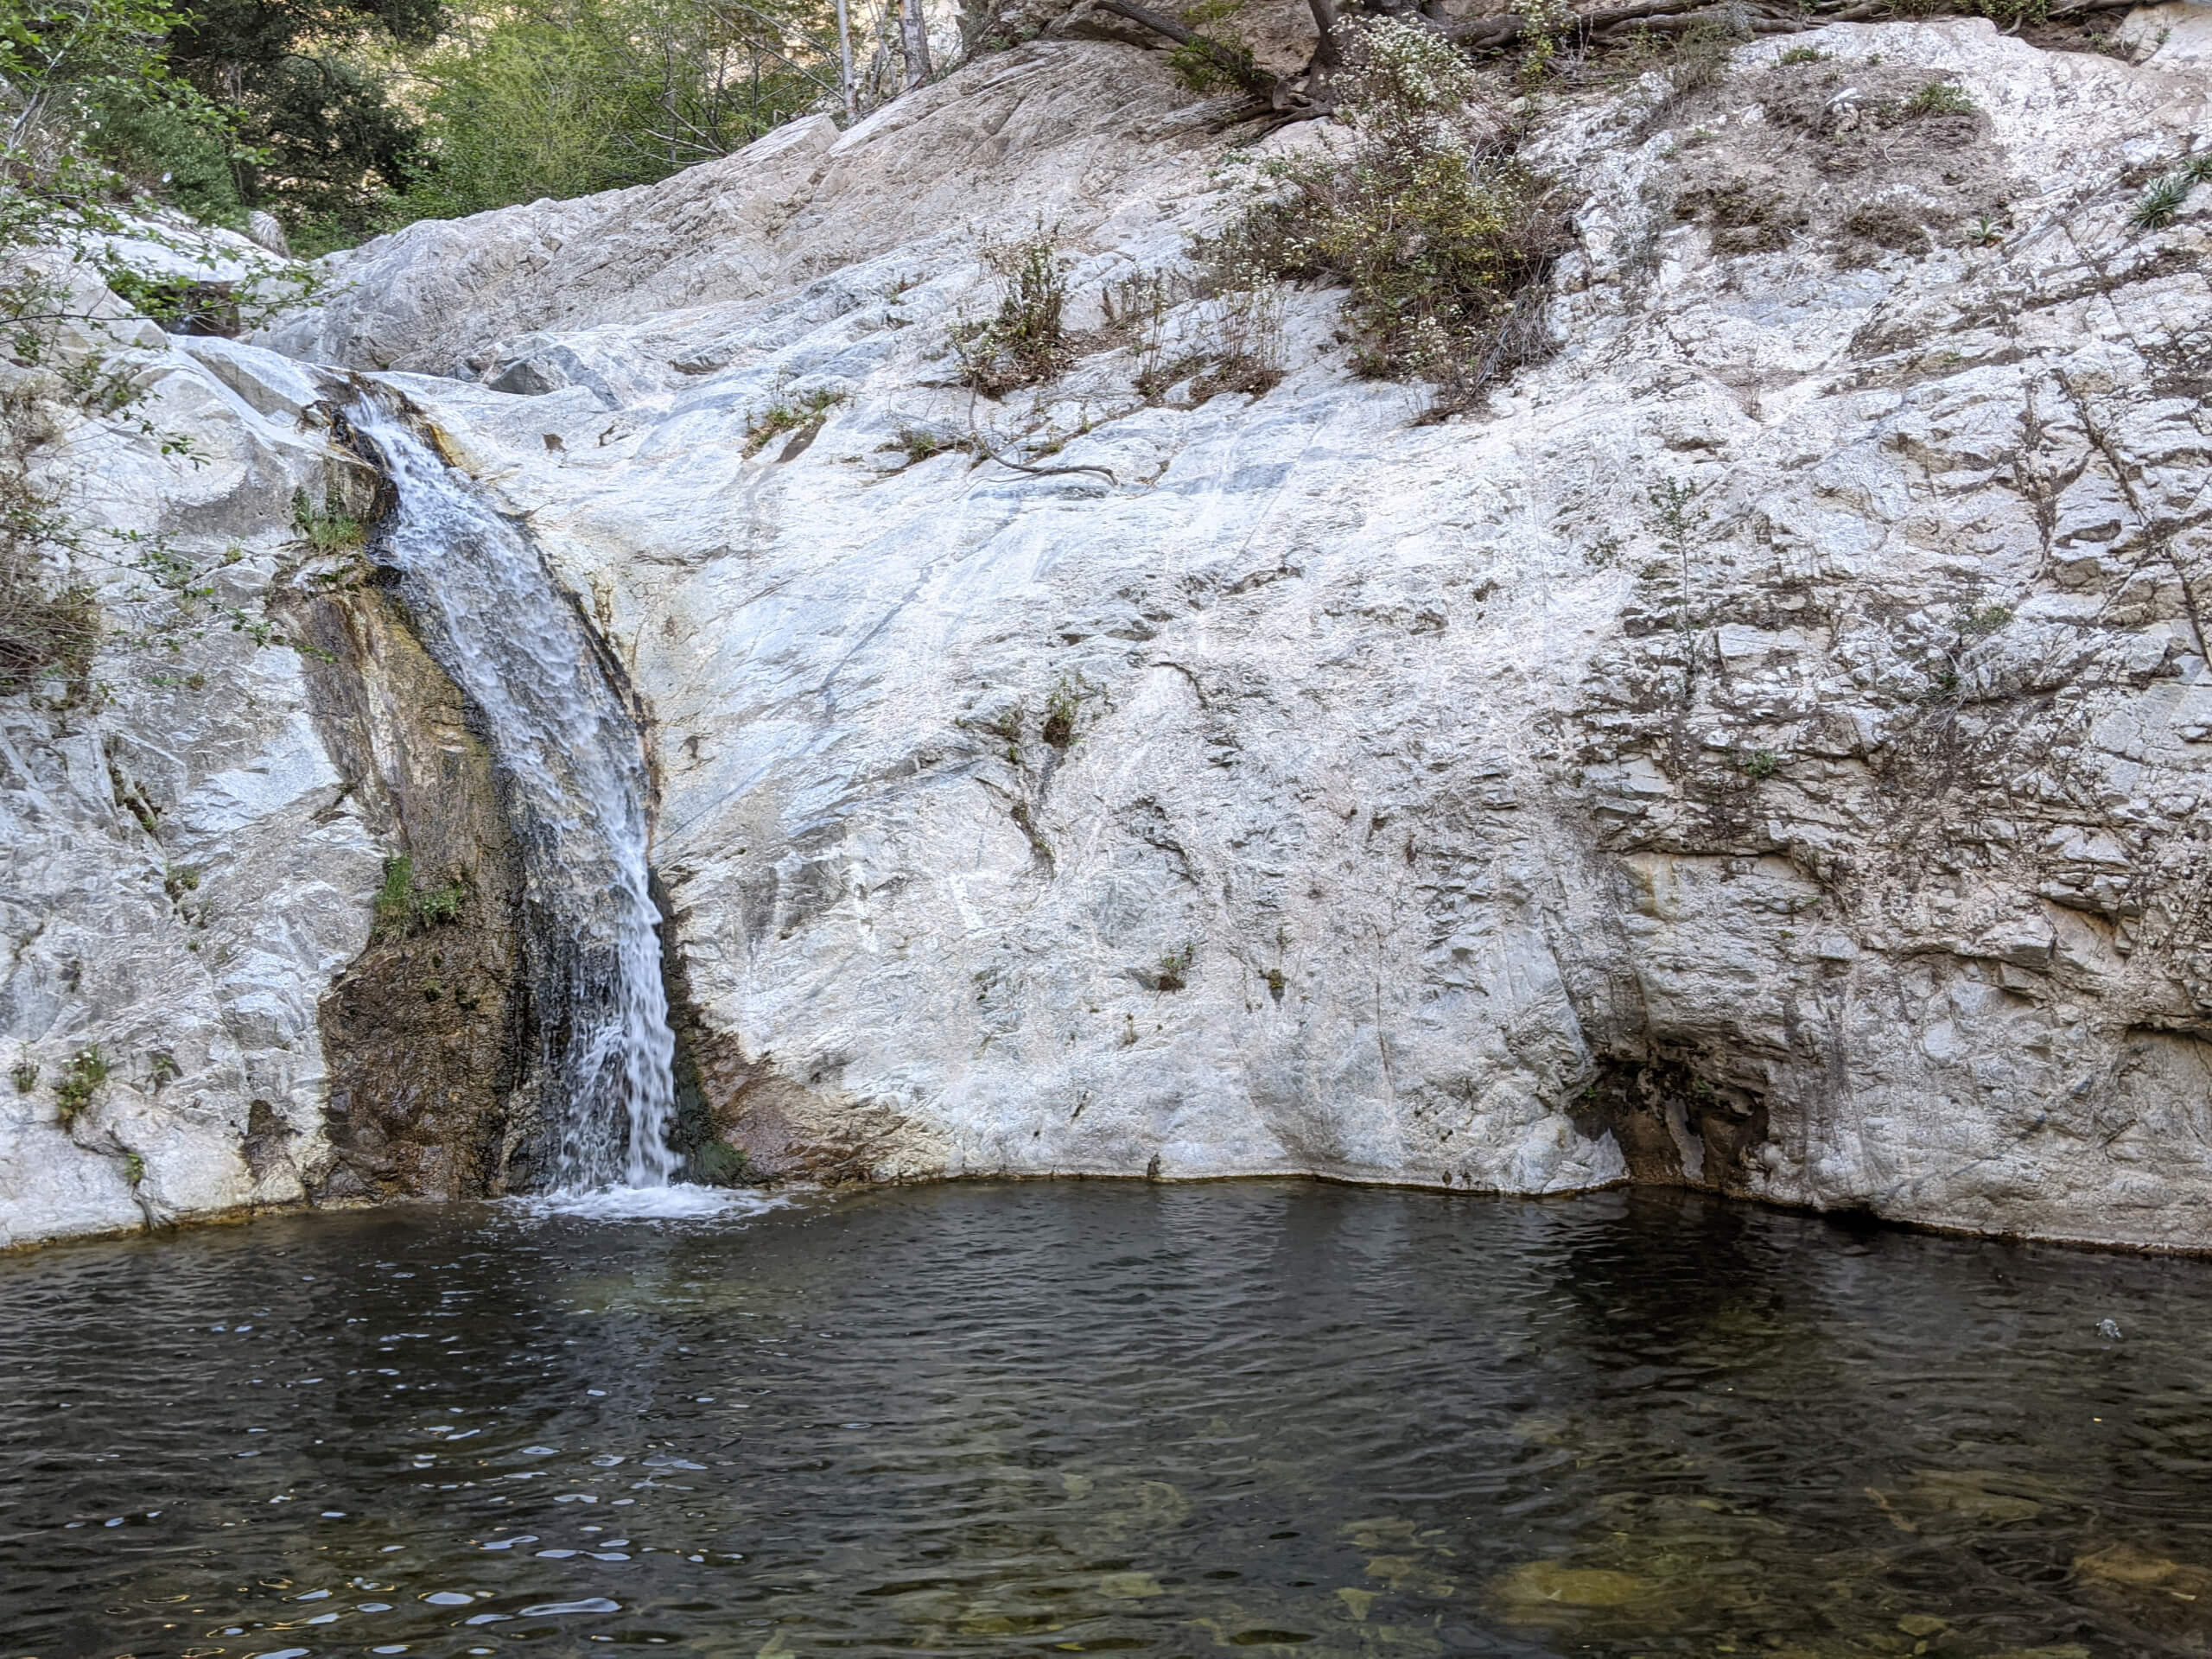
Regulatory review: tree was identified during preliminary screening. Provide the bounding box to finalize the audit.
[161,0,442,245]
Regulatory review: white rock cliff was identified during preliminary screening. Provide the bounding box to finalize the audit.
[7,12,2210,1247]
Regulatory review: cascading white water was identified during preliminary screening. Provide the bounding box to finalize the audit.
[346,393,682,1192]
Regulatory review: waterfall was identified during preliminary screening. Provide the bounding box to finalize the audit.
[345,394,682,1192]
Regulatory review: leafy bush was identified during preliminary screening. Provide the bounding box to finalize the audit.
[955,226,1071,398]
[1210,20,1569,416]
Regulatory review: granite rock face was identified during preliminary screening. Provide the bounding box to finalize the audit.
[267,17,2212,1245]
[8,14,2212,1247]
[0,302,385,1247]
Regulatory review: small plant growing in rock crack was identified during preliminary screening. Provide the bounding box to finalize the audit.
[1155,941,1197,992]
[2130,156,2212,231]
[1041,671,1096,750]
[124,1151,145,1185]
[742,389,846,458]
[1903,80,1975,118]
[54,1045,109,1126]
[954,223,1071,398]
[1264,967,1287,1003]
[1205,20,1572,419]
[163,863,200,901]
[291,488,366,552]
[886,426,969,466]
[372,855,470,939]
[1741,748,1779,779]
[148,1050,181,1086]
[1777,46,1827,65]
[11,1055,37,1094]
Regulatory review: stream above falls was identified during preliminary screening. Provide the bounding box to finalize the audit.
[4,1181,2210,1656]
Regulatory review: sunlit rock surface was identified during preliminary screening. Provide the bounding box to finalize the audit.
[0,297,383,1246]
[9,16,2211,1247]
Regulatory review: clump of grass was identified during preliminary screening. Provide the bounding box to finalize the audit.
[2130,156,2210,231]
[372,855,470,939]
[742,388,846,458]
[11,1055,37,1093]
[1903,79,1975,118]
[54,1045,109,1126]
[1209,20,1570,419]
[291,487,365,552]
[1777,45,1827,64]
[954,224,1071,398]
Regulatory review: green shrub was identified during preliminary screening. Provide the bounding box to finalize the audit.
[54,1045,109,1125]
[81,79,245,226]
[955,226,1071,398]
[2129,157,2208,231]
[1209,20,1568,416]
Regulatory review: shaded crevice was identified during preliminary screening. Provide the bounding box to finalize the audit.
[1573,1054,1771,1195]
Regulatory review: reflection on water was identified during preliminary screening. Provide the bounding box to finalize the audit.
[3,1182,2209,1657]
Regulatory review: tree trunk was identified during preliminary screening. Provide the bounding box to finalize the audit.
[835,0,858,117]
[899,0,933,91]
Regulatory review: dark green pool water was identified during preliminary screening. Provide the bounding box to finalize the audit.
[4,1181,2210,1658]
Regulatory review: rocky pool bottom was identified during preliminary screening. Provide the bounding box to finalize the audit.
[3,1183,2209,1659]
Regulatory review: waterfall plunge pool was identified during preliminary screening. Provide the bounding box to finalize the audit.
[3,1180,2209,1656]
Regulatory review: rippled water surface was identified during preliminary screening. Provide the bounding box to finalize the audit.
[5,1182,2212,1658]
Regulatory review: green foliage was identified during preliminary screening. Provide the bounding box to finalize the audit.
[1971,0,2047,28]
[54,1044,109,1124]
[124,1149,144,1183]
[403,0,841,225]
[2130,157,2208,232]
[741,387,844,457]
[887,425,969,465]
[292,487,366,551]
[1155,941,1196,993]
[1777,46,1827,64]
[374,855,469,938]
[81,77,245,226]
[955,225,1071,398]
[11,1056,38,1093]
[1041,671,1094,750]
[161,0,439,243]
[1903,79,1975,118]
[1211,20,1567,416]
[1741,748,1778,779]
[1166,0,1256,95]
